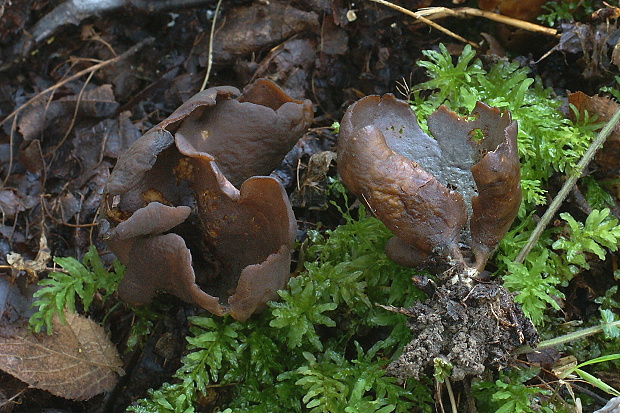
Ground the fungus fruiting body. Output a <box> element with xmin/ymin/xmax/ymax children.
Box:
<box><xmin>337</xmin><ymin>94</ymin><xmax>538</xmax><ymax>382</ymax></box>
<box><xmin>338</xmin><ymin>94</ymin><xmax>521</xmax><ymax>273</ymax></box>
<box><xmin>100</xmin><ymin>79</ymin><xmax>312</xmax><ymax>321</ymax></box>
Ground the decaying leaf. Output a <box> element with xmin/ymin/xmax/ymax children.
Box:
<box><xmin>290</xmin><ymin>151</ymin><xmax>337</xmax><ymax>210</ymax></box>
<box><xmin>101</xmin><ymin>79</ymin><xmax>312</xmax><ymax>321</ymax></box>
<box><xmin>0</xmin><ymin>310</ymin><xmax>124</xmax><ymax>401</ymax></box>
<box><xmin>72</xmin><ymin>110</ymin><xmax>142</xmax><ymax>177</ymax></box>
<box><xmin>337</xmin><ymin>94</ymin><xmax>520</xmax><ymax>271</ymax></box>
<box><xmin>568</xmin><ymin>91</ymin><xmax>620</xmax><ymax>176</ymax></box>
<box><xmin>549</xmin><ymin>23</ymin><xmax>620</xmax><ymax>78</ymax></box>
<box><xmin>0</xmin><ymin>188</ymin><xmax>25</xmax><ymax>220</ymax></box>
<box><xmin>5</xmin><ymin>232</ymin><xmax>51</xmax><ymax>279</ymax></box>
<box><xmin>191</xmin><ymin>0</ymin><xmax>319</xmax><ymax>65</ymax></box>
<box><xmin>0</xmin><ymin>276</ymin><xmax>35</xmax><ymax>324</ymax></box>
<box><xmin>248</xmin><ymin>37</ymin><xmax>317</xmax><ymax>101</ymax></box>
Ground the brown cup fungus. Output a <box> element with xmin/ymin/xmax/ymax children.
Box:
<box><xmin>100</xmin><ymin>79</ymin><xmax>313</xmax><ymax>321</ymax></box>
<box><xmin>338</xmin><ymin>95</ymin><xmax>538</xmax><ymax>383</ymax></box>
<box><xmin>337</xmin><ymin>94</ymin><xmax>521</xmax><ymax>274</ymax></box>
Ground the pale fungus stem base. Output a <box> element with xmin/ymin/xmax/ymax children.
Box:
<box><xmin>447</xmin><ymin>266</ymin><xmax>479</xmax><ymax>289</ymax></box>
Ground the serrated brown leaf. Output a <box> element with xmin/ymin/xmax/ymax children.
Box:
<box><xmin>59</xmin><ymin>84</ymin><xmax>119</xmax><ymax>118</ymax></box>
<box><xmin>0</xmin><ymin>311</ymin><xmax>124</xmax><ymax>401</ymax></box>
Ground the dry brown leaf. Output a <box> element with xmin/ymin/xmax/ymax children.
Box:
<box><xmin>0</xmin><ymin>310</ymin><xmax>124</xmax><ymax>401</ymax></box>
<box><xmin>5</xmin><ymin>232</ymin><xmax>51</xmax><ymax>279</ymax></box>
<box><xmin>206</xmin><ymin>1</ymin><xmax>319</xmax><ymax>64</ymax></box>
<box><xmin>0</xmin><ymin>188</ymin><xmax>24</xmax><ymax>220</ymax></box>
<box><xmin>59</xmin><ymin>84</ymin><xmax>119</xmax><ymax>118</ymax></box>
<box><xmin>478</xmin><ymin>0</ymin><xmax>548</xmax><ymax>21</ymax></box>
<box><xmin>550</xmin><ymin>23</ymin><xmax>620</xmax><ymax>78</ymax></box>
<box><xmin>568</xmin><ymin>91</ymin><xmax>620</xmax><ymax>176</ymax></box>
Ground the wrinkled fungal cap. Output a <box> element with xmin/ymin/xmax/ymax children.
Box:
<box><xmin>101</xmin><ymin>79</ymin><xmax>311</xmax><ymax>321</ymax></box>
<box><xmin>337</xmin><ymin>94</ymin><xmax>520</xmax><ymax>271</ymax></box>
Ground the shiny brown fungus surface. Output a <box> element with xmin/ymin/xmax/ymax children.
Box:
<box><xmin>338</xmin><ymin>95</ymin><xmax>536</xmax><ymax>385</ymax></box>
<box><xmin>337</xmin><ymin>95</ymin><xmax>520</xmax><ymax>272</ymax></box>
<box><xmin>100</xmin><ymin>79</ymin><xmax>312</xmax><ymax>321</ymax></box>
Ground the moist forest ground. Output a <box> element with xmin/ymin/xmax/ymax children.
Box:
<box><xmin>1</xmin><ymin>0</ymin><xmax>620</xmax><ymax>412</ymax></box>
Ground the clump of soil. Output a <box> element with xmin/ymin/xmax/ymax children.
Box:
<box><xmin>386</xmin><ymin>269</ymin><xmax>539</xmax><ymax>382</ymax></box>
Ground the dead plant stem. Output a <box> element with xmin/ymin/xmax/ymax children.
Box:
<box><xmin>445</xmin><ymin>377</ymin><xmax>458</xmax><ymax>413</ymax></box>
<box><xmin>367</xmin><ymin>0</ymin><xmax>479</xmax><ymax>48</ymax></box>
<box><xmin>515</xmin><ymin>319</ymin><xmax>620</xmax><ymax>355</ymax></box>
<box><xmin>514</xmin><ymin>105</ymin><xmax>620</xmax><ymax>264</ymax></box>
<box><xmin>417</xmin><ymin>7</ymin><xmax>559</xmax><ymax>38</ymax></box>
<box><xmin>200</xmin><ymin>0</ymin><xmax>223</xmax><ymax>91</ymax></box>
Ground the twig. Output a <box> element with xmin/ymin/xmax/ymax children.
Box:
<box><xmin>0</xmin><ymin>388</ymin><xmax>27</xmax><ymax>409</ymax></box>
<box><xmin>200</xmin><ymin>0</ymin><xmax>223</xmax><ymax>91</ymax></box>
<box><xmin>367</xmin><ymin>0</ymin><xmax>479</xmax><ymax>48</ymax></box>
<box><xmin>47</xmin><ymin>69</ymin><xmax>96</xmax><ymax>158</ymax></box>
<box><xmin>514</xmin><ymin>105</ymin><xmax>620</xmax><ymax>264</ymax></box>
<box><xmin>0</xmin><ymin>264</ymin><xmax>71</xmax><ymax>273</ymax></box>
<box><xmin>417</xmin><ymin>7</ymin><xmax>559</xmax><ymax>38</ymax></box>
<box><xmin>41</xmin><ymin>195</ymin><xmax>98</xmax><ymax>228</ymax></box>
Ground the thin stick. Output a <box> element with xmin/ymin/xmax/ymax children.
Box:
<box><xmin>0</xmin><ymin>264</ymin><xmax>71</xmax><ymax>273</ymax></box>
<box><xmin>417</xmin><ymin>7</ymin><xmax>559</xmax><ymax>38</ymax></box>
<box><xmin>514</xmin><ymin>105</ymin><xmax>620</xmax><ymax>264</ymax></box>
<box><xmin>200</xmin><ymin>0</ymin><xmax>223</xmax><ymax>91</ymax></box>
<box><xmin>47</xmin><ymin>69</ymin><xmax>96</xmax><ymax>157</ymax></box>
<box><xmin>367</xmin><ymin>0</ymin><xmax>479</xmax><ymax>48</ymax></box>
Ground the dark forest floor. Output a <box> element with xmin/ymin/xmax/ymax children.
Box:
<box><xmin>1</xmin><ymin>0</ymin><xmax>620</xmax><ymax>412</ymax></box>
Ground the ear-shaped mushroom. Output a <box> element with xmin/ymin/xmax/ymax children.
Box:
<box><xmin>106</xmin><ymin>202</ymin><xmax>223</xmax><ymax>315</ymax></box>
<box><xmin>100</xmin><ymin>79</ymin><xmax>312</xmax><ymax>320</ymax></box>
<box><xmin>428</xmin><ymin>104</ymin><xmax>520</xmax><ymax>269</ymax></box>
<box><xmin>337</xmin><ymin>95</ymin><xmax>520</xmax><ymax>271</ymax></box>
